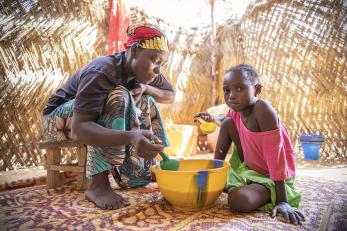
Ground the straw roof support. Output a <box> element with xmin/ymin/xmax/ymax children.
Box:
<box><xmin>210</xmin><ymin>0</ymin><xmax>217</xmax><ymax>107</ymax></box>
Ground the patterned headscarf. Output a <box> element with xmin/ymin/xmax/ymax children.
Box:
<box><xmin>124</xmin><ymin>23</ymin><xmax>169</xmax><ymax>51</ymax></box>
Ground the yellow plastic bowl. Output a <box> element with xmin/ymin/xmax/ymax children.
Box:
<box><xmin>152</xmin><ymin>159</ymin><xmax>230</xmax><ymax>210</ymax></box>
<box><xmin>195</xmin><ymin>117</ymin><xmax>217</xmax><ymax>134</ymax></box>
<box><xmin>200</xmin><ymin>122</ymin><xmax>217</xmax><ymax>134</ymax></box>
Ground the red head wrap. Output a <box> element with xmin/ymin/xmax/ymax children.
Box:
<box><xmin>124</xmin><ymin>24</ymin><xmax>168</xmax><ymax>51</ymax></box>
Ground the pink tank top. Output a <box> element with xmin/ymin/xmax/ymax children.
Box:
<box><xmin>227</xmin><ymin>110</ymin><xmax>296</xmax><ymax>181</ymax></box>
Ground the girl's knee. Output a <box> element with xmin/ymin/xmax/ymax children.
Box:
<box><xmin>228</xmin><ymin>187</ymin><xmax>257</xmax><ymax>212</ymax></box>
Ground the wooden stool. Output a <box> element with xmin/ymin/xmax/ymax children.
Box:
<box><xmin>197</xmin><ymin>135</ymin><xmax>210</xmax><ymax>154</ymax></box>
<box><xmin>38</xmin><ymin>140</ymin><xmax>87</xmax><ymax>190</ymax></box>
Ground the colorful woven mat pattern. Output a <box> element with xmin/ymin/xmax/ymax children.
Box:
<box><xmin>0</xmin><ymin>176</ymin><xmax>346</xmax><ymax>230</ymax></box>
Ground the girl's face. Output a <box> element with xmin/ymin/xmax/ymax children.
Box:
<box><xmin>130</xmin><ymin>48</ymin><xmax>168</xmax><ymax>84</ymax></box>
<box><xmin>223</xmin><ymin>71</ymin><xmax>259</xmax><ymax>112</ymax></box>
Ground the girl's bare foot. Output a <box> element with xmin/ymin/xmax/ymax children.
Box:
<box><xmin>85</xmin><ymin>171</ymin><xmax>130</xmax><ymax>210</ymax></box>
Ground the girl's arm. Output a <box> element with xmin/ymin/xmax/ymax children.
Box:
<box><xmin>256</xmin><ymin>100</ymin><xmax>305</xmax><ymax>225</ymax></box>
<box><xmin>274</xmin><ymin>181</ymin><xmax>288</xmax><ymax>203</ymax></box>
<box><xmin>272</xmin><ymin>180</ymin><xmax>305</xmax><ymax>225</ymax></box>
<box><xmin>256</xmin><ymin>101</ymin><xmax>290</xmax><ymax>203</ymax></box>
<box><xmin>255</xmin><ymin>100</ymin><xmax>279</xmax><ymax>132</ymax></box>
<box><xmin>214</xmin><ymin>118</ymin><xmax>243</xmax><ymax>161</ymax></box>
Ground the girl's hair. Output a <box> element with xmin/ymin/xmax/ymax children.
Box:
<box><xmin>226</xmin><ymin>64</ymin><xmax>259</xmax><ymax>84</ymax></box>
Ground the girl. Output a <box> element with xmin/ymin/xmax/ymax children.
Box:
<box><xmin>195</xmin><ymin>64</ymin><xmax>305</xmax><ymax>225</ymax></box>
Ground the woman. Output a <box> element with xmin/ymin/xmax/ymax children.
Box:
<box><xmin>42</xmin><ymin>24</ymin><xmax>175</xmax><ymax>210</ymax></box>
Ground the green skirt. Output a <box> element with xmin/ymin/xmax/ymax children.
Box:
<box><xmin>227</xmin><ymin>148</ymin><xmax>301</xmax><ymax>212</ymax></box>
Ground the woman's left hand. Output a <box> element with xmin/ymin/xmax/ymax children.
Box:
<box><xmin>131</xmin><ymin>83</ymin><xmax>147</xmax><ymax>102</ymax></box>
<box><xmin>271</xmin><ymin>202</ymin><xmax>305</xmax><ymax>225</ymax></box>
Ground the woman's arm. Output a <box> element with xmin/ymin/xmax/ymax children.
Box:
<box><xmin>71</xmin><ymin>112</ymin><xmax>164</xmax><ymax>160</ymax></box>
<box><xmin>71</xmin><ymin>112</ymin><xmax>132</xmax><ymax>146</ymax></box>
<box><xmin>144</xmin><ymin>84</ymin><xmax>175</xmax><ymax>103</ymax></box>
<box><xmin>131</xmin><ymin>83</ymin><xmax>175</xmax><ymax>103</ymax></box>
<box><xmin>139</xmin><ymin>74</ymin><xmax>176</xmax><ymax>103</ymax></box>
<box><xmin>147</xmin><ymin>74</ymin><xmax>175</xmax><ymax>103</ymax></box>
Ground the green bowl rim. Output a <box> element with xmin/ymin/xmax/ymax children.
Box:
<box><xmin>152</xmin><ymin>158</ymin><xmax>230</xmax><ymax>174</ymax></box>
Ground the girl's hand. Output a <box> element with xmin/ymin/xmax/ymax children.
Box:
<box><xmin>194</xmin><ymin>112</ymin><xmax>217</xmax><ymax>123</ymax></box>
<box><xmin>271</xmin><ymin>202</ymin><xmax>305</xmax><ymax>225</ymax></box>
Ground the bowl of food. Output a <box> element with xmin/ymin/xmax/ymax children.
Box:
<box><xmin>152</xmin><ymin>159</ymin><xmax>230</xmax><ymax>210</ymax></box>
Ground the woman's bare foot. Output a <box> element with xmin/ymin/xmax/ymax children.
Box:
<box><xmin>85</xmin><ymin>171</ymin><xmax>130</xmax><ymax>210</ymax></box>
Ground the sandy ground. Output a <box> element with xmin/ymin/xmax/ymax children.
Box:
<box><xmin>296</xmin><ymin>159</ymin><xmax>347</xmax><ymax>182</ymax></box>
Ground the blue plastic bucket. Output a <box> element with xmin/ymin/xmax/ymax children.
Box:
<box><xmin>299</xmin><ymin>135</ymin><xmax>324</xmax><ymax>143</ymax></box>
<box><xmin>301</xmin><ymin>142</ymin><xmax>321</xmax><ymax>160</ymax></box>
<box><xmin>299</xmin><ymin>134</ymin><xmax>324</xmax><ymax>160</ymax></box>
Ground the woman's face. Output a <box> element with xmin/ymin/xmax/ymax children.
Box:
<box><xmin>130</xmin><ymin>48</ymin><xmax>168</xmax><ymax>84</ymax></box>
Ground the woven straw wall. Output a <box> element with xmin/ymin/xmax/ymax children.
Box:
<box><xmin>147</xmin><ymin>0</ymin><xmax>347</xmax><ymax>160</ymax></box>
<box><xmin>0</xmin><ymin>0</ymin><xmax>109</xmax><ymax>170</ymax></box>
<box><xmin>130</xmin><ymin>6</ymin><xmax>217</xmax><ymax>125</ymax></box>
<box><xmin>223</xmin><ymin>0</ymin><xmax>346</xmax><ymax>160</ymax></box>
<box><xmin>0</xmin><ymin>0</ymin><xmax>346</xmax><ymax>170</ymax></box>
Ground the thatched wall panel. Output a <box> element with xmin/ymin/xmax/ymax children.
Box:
<box><xmin>1</xmin><ymin>0</ymin><xmax>346</xmax><ymax>170</ymax></box>
<box><xmin>234</xmin><ymin>0</ymin><xmax>346</xmax><ymax>159</ymax></box>
<box><xmin>0</xmin><ymin>0</ymin><xmax>108</xmax><ymax>170</ymax></box>
<box><xmin>160</xmin><ymin>0</ymin><xmax>346</xmax><ymax>160</ymax></box>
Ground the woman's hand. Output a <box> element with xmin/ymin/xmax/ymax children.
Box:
<box><xmin>129</xmin><ymin>130</ymin><xmax>163</xmax><ymax>160</ymax></box>
<box><xmin>271</xmin><ymin>202</ymin><xmax>305</xmax><ymax>225</ymax></box>
<box><xmin>131</xmin><ymin>83</ymin><xmax>147</xmax><ymax>103</ymax></box>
